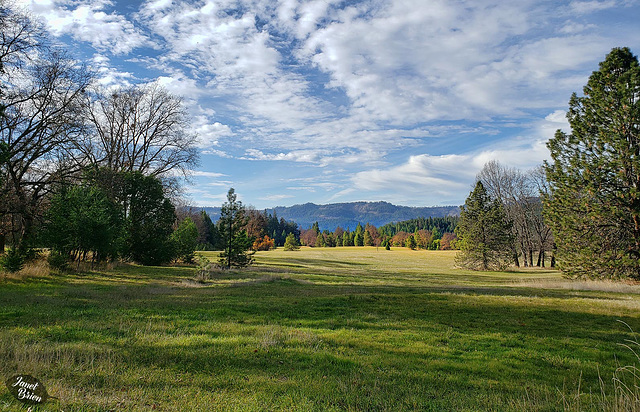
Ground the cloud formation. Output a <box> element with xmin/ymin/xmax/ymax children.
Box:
<box><xmin>20</xmin><ymin>0</ymin><xmax>640</xmax><ymax>207</ymax></box>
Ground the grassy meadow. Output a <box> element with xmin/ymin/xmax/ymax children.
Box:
<box><xmin>1</xmin><ymin>248</ymin><xmax>639</xmax><ymax>411</ymax></box>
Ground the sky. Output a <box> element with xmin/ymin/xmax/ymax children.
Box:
<box><xmin>16</xmin><ymin>0</ymin><xmax>640</xmax><ymax>209</ymax></box>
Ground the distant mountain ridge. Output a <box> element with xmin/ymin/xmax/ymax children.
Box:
<box><xmin>197</xmin><ymin>201</ymin><xmax>460</xmax><ymax>231</ymax></box>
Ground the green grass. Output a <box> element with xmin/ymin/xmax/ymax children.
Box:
<box><xmin>1</xmin><ymin>248</ymin><xmax>639</xmax><ymax>411</ymax></box>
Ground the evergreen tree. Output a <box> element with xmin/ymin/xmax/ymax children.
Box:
<box><xmin>342</xmin><ymin>230</ymin><xmax>352</xmax><ymax>246</ymax></box>
<box><xmin>121</xmin><ymin>172</ymin><xmax>176</xmax><ymax>266</ymax></box>
<box><xmin>545</xmin><ymin>47</ymin><xmax>640</xmax><ymax>280</ymax></box>
<box><xmin>455</xmin><ymin>181</ymin><xmax>513</xmax><ymax>270</ymax></box>
<box><xmin>354</xmin><ymin>223</ymin><xmax>364</xmax><ymax>246</ymax></box>
<box><xmin>363</xmin><ymin>230</ymin><xmax>372</xmax><ymax>247</ymax></box>
<box><xmin>283</xmin><ymin>233</ymin><xmax>300</xmax><ymax>251</ymax></box>
<box><xmin>218</xmin><ymin>188</ymin><xmax>254</xmax><ymax>268</ymax></box>
<box><xmin>43</xmin><ymin>184</ymin><xmax>121</xmax><ymax>264</ymax></box>
<box><xmin>405</xmin><ymin>234</ymin><xmax>417</xmax><ymax>250</ymax></box>
<box><xmin>171</xmin><ymin>217</ymin><xmax>199</xmax><ymax>263</ymax></box>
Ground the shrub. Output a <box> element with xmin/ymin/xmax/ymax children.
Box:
<box><xmin>48</xmin><ymin>250</ymin><xmax>70</xmax><ymax>271</ymax></box>
<box><xmin>0</xmin><ymin>248</ymin><xmax>25</xmax><ymax>273</ymax></box>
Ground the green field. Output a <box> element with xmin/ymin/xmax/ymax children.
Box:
<box><xmin>1</xmin><ymin>248</ymin><xmax>639</xmax><ymax>411</ymax></box>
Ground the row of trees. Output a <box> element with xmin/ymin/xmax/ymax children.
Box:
<box><xmin>298</xmin><ymin>221</ymin><xmax>458</xmax><ymax>250</ymax></box>
<box><xmin>457</xmin><ymin>47</ymin><xmax>639</xmax><ymax>280</ymax></box>
<box><xmin>1</xmin><ymin>2</ymin><xmax>199</xmax><ymax>268</ymax></box>
<box><xmin>176</xmin><ymin>206</ymin><xmax>300</xmax><ymax>252</ymax></box>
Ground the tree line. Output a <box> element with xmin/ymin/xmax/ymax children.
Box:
<box><xmin>297</xmin><ymin>220</ymin><xmax>459</xmax><ymax>251</ymax></box>
<box><xmin>177</xmin><ymin>205</ymin><xmax>300</xmax><ymax>253</ymax></box>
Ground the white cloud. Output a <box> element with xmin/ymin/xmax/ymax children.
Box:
<box><xmin>202</xmin><ymin>149</ymin><xmax>233</xmax><ymax>158</ymax></box>
<box><xmin>89</xmin><ymin>54</ymin><xmax>135</xmax><ymax>88</ymax></box>
<box><xmin>260</xmin><ymin>194</ymin><xmax>295</xmax><ymax>202</ymax></box>
<box><xmin>193</xmin><ymin>171</ymin><xmax>226</xmax><ymax>178</ymax></box>
<box><xmin>570</xmin><ymin>0</ymin><xmax>619</xmax><ymax>14</ymax></box>
<box><xmin>348</xmin><ymin>134</ymin><xmax>551</xmax><ymax>205</ymax></box>
<box><xmin>17</xmin><ymin>0</ymin><xmax>640</xmax><ymax>207</ymax></box>
<box><xmin>193</xmin><ymin>118</ymin><xmax>233</xmax><ymax>148</ymax></box>
<box><xmin>19</xmin><ymin>0</ymin><xmax>150</xmax><ymax>54</ymax></box>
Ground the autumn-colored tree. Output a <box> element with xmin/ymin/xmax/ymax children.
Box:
<box><xmin>391</xmin><ymin>231</ymin><xmax>410</xmax><ymax>247</ymax></box>
<box><xmin>440</xmin><ymin>233</ymin><xmax>458</xmax><ymax>250</ymax></box>
<box><xmin>252</xmin><ymin>235</ymin><xmax>274</xmax><ymax>251</ymax></box>
<box><xmin>300</xmin><ymin>228</ymin><xmax>317</xmax><ymax>247</ymax></box>
<box><xmin>245</xmin><ymin>208</ymin><xmax>268</xmax><ymax>240</ymax></box>
<box><xmin>414</xmin><ymin>229</ymin><xmax>432</xmax><ymax>249</ymax></box>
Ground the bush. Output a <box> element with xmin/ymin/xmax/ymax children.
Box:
<box><xmin>48</xmin><ymin>250</ymin><xmax>70</xmax><ymax>271</ymax></box>
<box><xmin>0</xmin><ymin>248</ymin><xmax>25</xmax><ymax>273</ymax></box>
<box><xmin>253</xmin><ymin>235</ymin><xmax>275</xmax><ymax>251</ymax></box>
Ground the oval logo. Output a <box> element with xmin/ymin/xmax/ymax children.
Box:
<box><xmin>5</xmin><ymin>375</ymin><xmax>49</xmax><ymax>405</ymax></box>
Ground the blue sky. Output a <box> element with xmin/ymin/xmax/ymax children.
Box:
<box><xmin>18</xmin><ymin>0</ymin><xmax>640</xmax><ymax>209</ymax></box>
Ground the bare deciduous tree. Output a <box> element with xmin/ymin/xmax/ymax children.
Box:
<box><xmin>84</xmin><ymin>83</ymin><xmax>199</xmax><ymax>180</ymax></box>
<box><xmin>477</xmin><ymin>160</ymin><xmax>553</xmax><ymax>268</ymax></box>
<box><xmin>1</xmin><ymin>2</ymin><xmax>91</xmax><ymax>250</ymax></box>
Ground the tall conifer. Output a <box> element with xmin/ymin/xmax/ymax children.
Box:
<box><xmin>456</xmin><ymin>181</ymin><xmax>513</xmax><ymax>270</ymax></box>
<box><xmin>544</xmin><ymin>47</ymin><xmax>640</xmax><ymax>279</ymax></box>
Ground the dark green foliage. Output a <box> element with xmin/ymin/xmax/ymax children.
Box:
<box><xmin>171</xmin><ymin>217</ymin><xmax>199</xmax><ymax>263</ymax></box>
<box><xmin>545</xmin><ymin>47</ymin><xmax>640</xmax><ymax>280</ymax></box>
<box><xmin>47</xmin><ymin>250</ymin><xmax>70</xmax><ymax>271</ymax></box>
<box><xmin>379</xmin><ymin>216</ymin><xmax>458</xmax><ymax>238</ymax></box>
<box><xmin>0</xmin><ymin>247</ymin><xmax>24</xmax><ymax>272</ymax></box>
<box><xmin>0</xmin><ymin>141</ymin><xmax>8</xmax><ymax>167</ymax></box>
<box><xmin>43</xmin><ymin>185</ymin><xmax>121</xmax><ymax>263</ymax></box>
<box><xmin>218</xmin><ymin>188</ymin><xmax>254</xmax><ymax>268</ymax></box>
<box><xmin>341</xmin><ymin>230</ymin><xmax>352</xmax><ymax>246</ymax></box>
<box><xmin>121</xmin><ymin>172</ymin><xmax>176</xmax><ymax>266</ymax></box>
<box><xmin>0</xmin><ymin>141</ymin><xmax>7</xmax><ymax>253</ymax></box>
<box><xmin>456</xmin><ymin>181</ymin><xmax>514</xmax><ymax>270</ymax></box>
<box><xmin>263</xmin><ymin>210</ymin><xmax>299</xmax><ymax>247</ymax></box>
<box><xmin>194</xmin><ymin>210</ymin><xmax>220</xmax><ymax>250</ymax></box>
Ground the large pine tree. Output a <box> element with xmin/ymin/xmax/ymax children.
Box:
<box><xmin>455</xmin><ymin>181</ymin><xmax>513</xmax><ymax>270</ymax></box>
<box><xmin>544</xmin><ymin>47</ymin><xmax>640</xmax><ymax>280</ymax></box>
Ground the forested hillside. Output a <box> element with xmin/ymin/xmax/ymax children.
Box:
<box><xmin>200</xmin><ymin>201</ymin><xmax>460</xmax><ymax>231</ymax></box>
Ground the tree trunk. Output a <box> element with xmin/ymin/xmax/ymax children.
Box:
<box><xmin>529</xmin><ymin>250</ymin><xmax>533</xmax><ymax>267</ymax></box>
<box><xmin>0</xmin><ymin>233</ymin><xmax>4</xmax><ymax>254</ymax></box>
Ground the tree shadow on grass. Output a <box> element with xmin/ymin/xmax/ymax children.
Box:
<box><xmin>1</xmin><ymin>275</ymin><xmax>638</xmax><ymax>410</ymax></box>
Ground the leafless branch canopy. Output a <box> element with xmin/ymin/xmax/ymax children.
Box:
<box><xmin>84</xmin><ymin>82</ymin><xmax>199</xmax><ymax>179</ymax></box>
